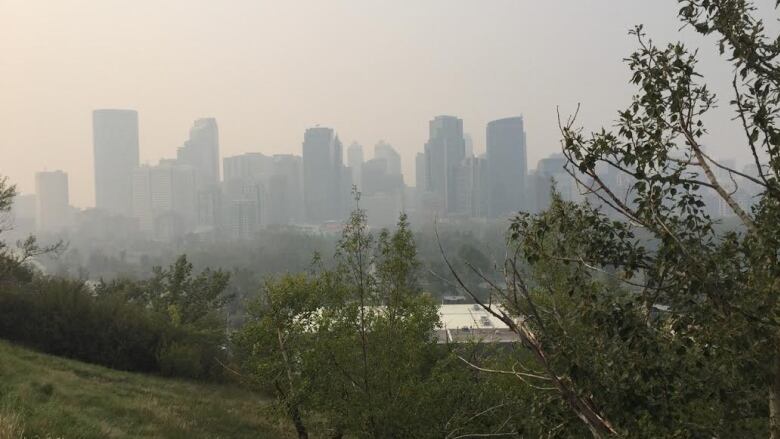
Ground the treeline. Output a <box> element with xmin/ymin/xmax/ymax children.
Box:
<box><xmin>231</xmin><ymin>209</ymin><xmax>537</xmax><ymax>438</ymax></box>
<box><xmin>0</xmin><ymin>249</ymin><xmax>230</xmax><ymax>380</ymax></box>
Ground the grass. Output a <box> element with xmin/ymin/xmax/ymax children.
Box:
<box><xmin>0</xmin><ymin>339</ymin><xmax>291</xmax><ymax>439</ymax></box>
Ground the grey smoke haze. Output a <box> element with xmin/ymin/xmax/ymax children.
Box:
<box><xmin>0</xmin><ymin>0</ymin><xmax>762</xmax><ymax>207</ymax></box>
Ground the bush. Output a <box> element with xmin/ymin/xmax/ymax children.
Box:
<box><xmin>0</xmin><ymin>276</ymin><xmax>225</xmax><ymax>381</ymax></box>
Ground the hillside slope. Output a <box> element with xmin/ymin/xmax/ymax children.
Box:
<box><xmin>0</xmin><ymin>340</ymin><xmax>288</xmax><ymax>438</ymax></box>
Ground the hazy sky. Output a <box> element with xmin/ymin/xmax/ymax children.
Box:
<box><xmin>0</xmin><ymin>0</ymin><xmax>760</xmax><ymax>207</ymax></box>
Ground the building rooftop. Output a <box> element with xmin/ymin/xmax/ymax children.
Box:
<box><xmin>437</xmin><ymin>304</ymin><xmax>519</xmax><ymax>343</ymax></box>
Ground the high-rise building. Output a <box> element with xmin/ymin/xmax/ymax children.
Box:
<box><xmin>223</xmin><ymin>152</ymin><xmax>273</xmax><ymax>182</ymax></box>
<box><xmin>424</xmin><ymin>115</ymin><xmax>466</xmax><ymax>213</ymax></box>
<box><xmin>35</xmin><ymin>170</ymin><xmax>70</xmax><ymax>233</ymax></box>
<box><xmin>132</xmin><ymin>160</ymin><xmax>198</xmax><ymax>239</ymax></box>
<box><xmin>178</xmin><ymin>118</ymin><xmax>220</xmax><ymax>185</ymax></box>
<box><xmin>374</xmin><ymin>140</ymin><xmax>402</xmax><ymax>177</ymax></box>
<box><xmin>302</xmin><ymin>127</ymin><xmax>345</xmax><ymax>223</ymax></box>
<box><xmin>347</xmin><ymin>142</ymin><xmax>364</xmax><ymax>189</ymax></box>
<box><xmin>362</xmin><ymin>158</ymin><xmax>404</xmax><ymax>196</ymax></box>
<box><xmin>486</xmin><ymin>116</ymin><xmax>527</xmax><ymax>218</ymax></box>
<box><xmin>268</xmin><ymin>154</ymin><xmax>303</xmax><ymax>224</ymax></box>
<box><xmin>222</xmin><ymin>177</ymin><xmax>263</xmax><ymax>239</ymax></box>
<box><xmin>415</xmin><ymin>152</ymin><xmax>426</xmax><ymax>190</ymax></box>
<box><xmin>93</xmin><ymin>109</ymin><xmax>139</xmax><ymax>216</ymax></box>
<box><xmin>531</xmin><ymin>153</ymin><xmax>575</xmax><ymax>212</ymax></box>
<box><xmin>452</xmin><ymin>156</ymin><xmax>489</xmax><ymax>218</ymax></box>
<box><xmin>464</xmin><ymin>133</ymin><xmax>475</xmax><ymax>158</ymax></box>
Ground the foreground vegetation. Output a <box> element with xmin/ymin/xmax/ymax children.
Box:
<box><xmin>0</xmin><ymin>339</ymin><xmax>286</xmax><ymax>439</ymax></box>
<box><xmin>4</xmin><ymin>1</ymin><xmax>780</xmax><ymax>437</ymax></box>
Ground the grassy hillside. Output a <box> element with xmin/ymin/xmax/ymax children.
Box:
<box><xmin>0</xmin><ymin>340</ymin><xmax>289</xmax><ymax>439</ymax></box>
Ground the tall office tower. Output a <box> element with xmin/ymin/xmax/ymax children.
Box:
<box><xmin>415</xmin><ymin>152</ymin><xmax>426</xmax><ymax>190</ymax></box>
<box><xmin>177</xmin><ymin>118</ymin><xmax>220</xmax><ymax>185</ymax></box>
<box><xmin>35</xmin><ymin>170</ymin><xmax>70</xmax><ymax>233</ymax></box>
<box><xmin>132</xmin><ymin>160</ymin><xmax>198</xmax><ymax>240</ymax></box>
<box><xmin>531</xmin><ymin>153</ymin><xmax>574</xmax><ymax>212</ymax></box>
<box><xmin>222</xmin><ymin>178</ymin><xmax>263</xmax><ymax>239</ymax></box>
<box><xmin>362</xmin><ymin>158</ymin><xmax>404</xmax><ymax>196</ymax></box>
<box><xmin>223</xmin><ymin>152</ymin><xmax>273</xmax><ymax>182</ymax></box>
<box><xmin>452</xmin><ymin>157</ymin><xmax>489</xmax><ymax>218</ymax></box>
<box><xmin>464</xmin><ymin>133</ymin><xmax>475</xmax><ymax>158</ymax></box>
<box><xmin>302</xmin><ymin>127</ymin><xmax>345</xmax><ymax>223</ymax></box>
<box><xmin>374</xmin><ymin>140</ymin><xmax>402</xmax><ymax>176</ymax></box>
<box><xmin>424</xmin><ymin>115</ymin><xmax>466</xmax><ymax>213</ymax></box>
<box><xmin>347</xmin><ymin>142</ymin><xmax>364</xmax><ymax>189</ymax></box>
<box><xmin>268</xmin><ymin>154</ymin><xmax>303</xmax><ymax>224</ymax></box>
<box><xmin>486</xmin><ymin>116</ymin><xmax>527</xmax><ymax>218</ymax></box>
<box><xmin>93</xmin><ymin>109</ymin><xmax>139</xmax><ymax>216</ymax></box>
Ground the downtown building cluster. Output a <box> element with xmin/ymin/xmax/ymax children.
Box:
<box><xmin>10</xmin><ymin>110</ymin><xmax>762</xmax><ymax>243</ymax></box>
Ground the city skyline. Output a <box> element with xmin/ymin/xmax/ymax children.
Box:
<box><xmin>1</xmin><ymin>0</ymin><xmax>762</xmax><ymax>207</ymax></box>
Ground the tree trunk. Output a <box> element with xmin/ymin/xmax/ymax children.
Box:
<box><xmin>289</xmin><ymin>404</ymin><xmax>309</xmax><ymax>439</ymax></box>
<box><xmin>276</xmin><ymin>328</ymin><xmax>309</xmax><ymax>439</ymax></box>
<box><xmin>771</xmin><ymin>335</ymin><xmax>780</xmax><ymax>439</ymax></box>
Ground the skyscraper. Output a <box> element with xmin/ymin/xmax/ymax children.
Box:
<box><xmin>464</xmin><ymin>133</ymin><xmax>475</xmax><ymax>158</ymax></box>
<box><xmin>302</xmin><ymin>127</ymin><xmax>345</xmax><ymax>223</ymax></box>
<box><xmin>452</xmin><ymin>156</ymin><xmax>488</xmax><ymax>218</ymax></box>
<box><xmin>223</xmin><ymin>152</ymin><xmax>273</xmax><ymax>182</ymax></box>
<box><xmin>347</xmin><ymin>142</ymin><xmax>364</xmax><ymax>189</ymax></box>
<box><xmin>35</xmin><ymin>170</ymin><xmax>70</xmax><ymax>233</ymax></box>
<box><xmin>415</xmin><ymin>152</ymin><xmax>426</xmax><ymax>190</ymax></box>
<box><xmin>178</xmin><ymin>118</ymin><xmax>220</xmax><ymax>185</ymax></box>
<box><xmin>424</xmin><ymin>115</ymin><xmax>466</xmax><ymax>213</ymax></box>
<box><xmin>374</xmin><ymin>140</ymin><xmax>402</xmax><ymax>176</ymax></box>
<box><xmin>531</xmin><ymin>153</ymin><xmax>572</xmax><ymax>212</ymax></box>
<box><xmin>486</xmin><ymin>116</ymin><xmax>527</xmax><ymax>218</ymax></box>
<box><xmin>270</xmin><ymin>154</ymin><xmax>304</xmax><ymax>224</ymax></box>
<box><xmin>93</xmin><ymin>109</ymin><xmax>139</xmax><ymax>216</ymax></box>
<box><xmin>132</xmin><ymin>160</ymin><xmax>198</xmax><ymax>239</ymax></box>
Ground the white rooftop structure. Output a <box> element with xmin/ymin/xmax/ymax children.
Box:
<box><xmin>437</xmin><ymin>304</ymin><xmax>519</xmax><ymax>343</ymax></box>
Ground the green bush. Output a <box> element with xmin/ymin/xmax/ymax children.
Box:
<box><xmin>0</xmin><ymin>268</ymin><xmax>228</xmax><ymax>381</ymax></box>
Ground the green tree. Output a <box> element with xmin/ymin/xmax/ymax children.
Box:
<box><xmin>238</xmin><ymin>197</ymin><xmax>476</xmax><ymax>438</ymax></box>
<box><xmin>0</xmin><ymin>176</ymin><xmax>63</xmax><ymax>283</ymax></box>
<box><xmin>444</xmin><ymin>2</ymin><xmax>780</xmax><ymax>437</ymax></box>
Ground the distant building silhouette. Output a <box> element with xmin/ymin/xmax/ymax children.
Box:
<box><xmin>374</xmin><ymin>140</ymin><xmax>402</xmax><ymax>177</ymax></box>
<box><xmin>347</xmin><ymin>142</ymin><xmax>364</xmax><ymax>190</ymax></box>
<box><xmin>464</xmin><ymin>133</ymin><xmax>475</xmax><ymax>158</ymax></box>
<box><xmin>177</xmin><ymin>118</ymin><xmax>220</xmax><ymax>186</ymax></box>
<box><xmin>132</xmin><ymin>160</ymin><xmax>198</xmax><ymax>240</ymax></box>
<box><xmin>531</xmin><ymin>153</ymin><xmax>574</xmax><ymax>212</ymax></box>
<box><xmin>452</xmin><ymin>156</ymin><xmax>488</xmax><ymax>218</ymax></box>
<box><xmin>35</xmin><ymin>170</ymin><xmax>70</xmax><ymax>233</ymax></box>
<box><xmin>302</xmin><ymin>127</ymin><xmax>346</xmax><ymax>223</ymax></box>
<box><xmin>424</xmin><ymin>116</ymin><xmax>466</xmax><ymax>214</ymax></box>
<box><xmin>223</xmin><ymin>152</ymin><xmax>273</xmax><ymax>183</ymax></box>
<box><xmin>268</xmin><ymin>154</ymin><xmax>304</xmax><ymax>225</ymax></box>
<box><xmin>93</xmin><ymin>109</ymin><xmax>139</xmax><ymax>216</ymax></box>
<box><xmin>486</xmin><ymin>116</ymin><xmax>527</xmax><ymax>218</ymax></box>
<box><xmin>415</xmin><ymin>152</ymin><xmax>426</xmax><ymax>191</ymax></box>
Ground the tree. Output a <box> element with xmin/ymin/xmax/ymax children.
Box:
<box><xmin>237</xmin><ymin>197</ymin><xmax>462</xmax><ymax>438</ymax></box>
<box><xmin>0</xmin><ymin>176</ymin><xmax>63</xmax><ymax>284</ymax></box>
<box><xmin>445</xmin><ymin>2</ymin><xmax>780</xmax><ymax>436</ymax></box>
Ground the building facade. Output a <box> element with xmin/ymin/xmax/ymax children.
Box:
<box><xmin>35</xmin><ymin>170</ymin><xmax>70</xmax><ymax>233</ymax></box>
<box><xmin>424</xmin><ymin>115</ymin><xmax>466</xmax><ymax>214</ymax></box>
<box><xmin>302</xmin><ymin>127</ymin><xmax>345</xmax><ymax>223</ymax></box>
<box><xmin>486</xmin><ymin>116</ymin><xmax>527</xmax><ymax>218</ymax></box>
<box><xmin>93</xmin><ymin>109</ymin><xmax>139</xmax><ymax>216</ymax></box>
